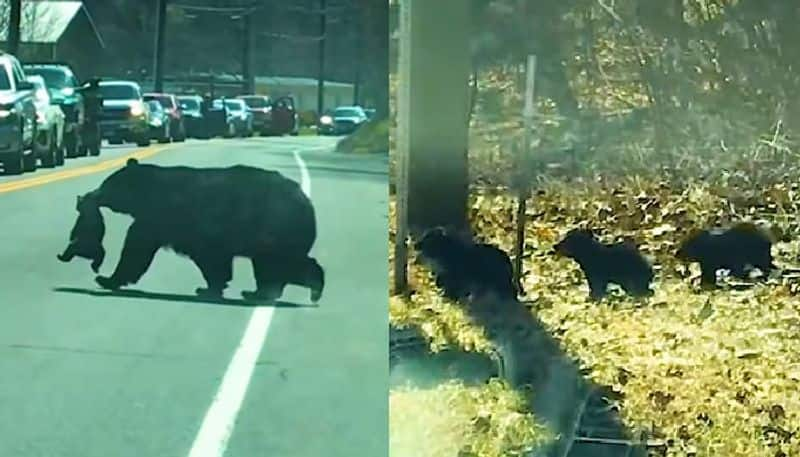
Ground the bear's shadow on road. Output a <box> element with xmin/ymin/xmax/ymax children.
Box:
<box><xmin>52</xmin><ymin>287</ymin><xmax>318</xmax><ymax>309</ymax></box>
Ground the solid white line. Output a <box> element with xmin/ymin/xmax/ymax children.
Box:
<box><xmin>293</xmin><ymin>150</ymin><xmax>312</xmax><ymax>196</ymax></box>
<box><xmin>187</xmin><ymin>152</ymin><xmax>313</xmax><ymax>457</ymax></box>
<box><xmin>187</xmin><ymin>307</ymin><xmax>275</xmax><ymax>457</ymax></box>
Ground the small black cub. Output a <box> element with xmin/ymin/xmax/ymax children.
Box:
<box><xmin>57</xmin><ymin>194</ymin><xmax>106</xmax><ymax>273</ymax></box>
<box><xmin>675</xmin><ymin>222</ymin><xmax>776</xmax><ymax>287</ymax></box>
<box><xmin>414</xmin><ymin>227</ymin><xmax>521</xmax><ymax>302</ymax></box>
<box><xmin>554</xmin><ymin>228</ymin><xmax>654</xmax><ymax>300</ymax></box>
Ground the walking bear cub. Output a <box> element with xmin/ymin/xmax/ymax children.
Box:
<box><xmin>675</xmin><ymin>222</ymin><xmax>776</xmax><ymax>287</ymax></box>
<box><xmin>57</xmin><ymin>194</ymin><xmax>106</xmax><ymax>273</ymax></box>
<box><xmin>554</xmin><ymin>228</ymin><xmax>654</xmax><ymax>300</ymax></box>
<box><xmin>414</xmin><ymin>227</ymin><xmax>521</xmax><ymax>302</ymax></box>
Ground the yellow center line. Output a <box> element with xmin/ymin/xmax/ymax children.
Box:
<box><xmin>0</xmin><ymin>145</ymin><xmax>170</xmax><ymax>194</ymax></box>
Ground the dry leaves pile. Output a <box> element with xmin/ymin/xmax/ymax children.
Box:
<box><xmin>389</xmin><ymin>379</ymin><xmax>550</xmax><ymax>457</ymax></box>
<box><xmin>390</xmin><ymin>172</ymin><xmax>800</xmax><ymax>456</ymax></box>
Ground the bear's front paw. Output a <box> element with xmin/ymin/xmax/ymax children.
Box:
<box><xmin>95</xmin><ymin>275</ymin><xmax>121</xmax><ymax>290</ymax></box>
<box><xmin>56</xmin><ymin>253</ymin><xmax>70</xmax><ymax>263</ymax></box>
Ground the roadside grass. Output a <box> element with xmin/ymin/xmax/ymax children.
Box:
<box><xmin>335</xmin><ymin>118</ymin><xmax>389</xmax><ymax>154</ymax></box>
<box><xmin>390</xmin><ymin>379</ymin><xmax>549</xmax><ymax>457</ymax></box>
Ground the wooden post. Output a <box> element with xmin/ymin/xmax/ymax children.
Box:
<box><xmin>8</xmin><ymin>0</ymin><xmax>21</xmax><ymax>55</ymax></box>
<box><xmin>513</xmin><ymin>55</ymin><xmax>536</xmax><ymax>290</ymax></box>
<box><xmin>394</xmin><ymin>0</ymin><xmax>471</xmax><ymax>294</ymax></box>
<box><xmin>153</xmin><ymin>0</ymin><xmax>167</xmax><ymax>92</ymax></box>
<box><xmin>316</xmin><ymin>0</ymin><xmax>327</xmax><ymax>117</ymax></box>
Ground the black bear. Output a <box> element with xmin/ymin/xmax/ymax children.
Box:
<box><xmin>414</xmin><ymin>226</ymin><xmax>521</xmax><ymax>302</ymax></box>
<box><xmin>79</xmin><ymin>158</ymin><xmax>324</xmax><ymax>303</ymax></box>
<box><xmin>554</xmin><ymin>228</ymin><xmax>654</xmax><ymax>300</ymax></box>
<box><xmin>57</xmin><ymin>194</ymin><xmax>106</xmax><ymax>273</ymax></box>
<box><xmin>675</xmin><ymin>222</ymin><xmax>776</xmax><ymax>287</ymax></box>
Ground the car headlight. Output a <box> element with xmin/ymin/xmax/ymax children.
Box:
<box><xmin>130</xmin><ymin>102</ymin><xmax>145</xmax><ymax>117</ymax></box>
<box><xmin>152</xmin><ymin>118</ymin><xmax>162</xmax><ymax>126</ymax></box>
<box><xmin>320</xmin><ymin>115</ymin><xmax>332</xmax><ymax>125</ymax></box>
<box><xmin>62</xmin><ymin>87</ymin><xmax>75</xmax><ymax>96</ymax></box>
<box><xmin>0</xmin><ymin>109</ymin><xmax>16</xmax><ymax>118</ymax></box>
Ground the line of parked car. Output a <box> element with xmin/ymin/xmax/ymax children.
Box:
<box><xmin>0</xmin><ymin>51</ymin><xmax>303</xmax><ymax>175</ymax></box>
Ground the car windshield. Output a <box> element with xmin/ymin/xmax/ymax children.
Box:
<box><xmin>147</xmin><ymin>101</ymin><xmax>163</xmax><ymax>113</ymax></box>
<box><xmin>99</xmin><ymin>83</ymin><xmax>140</xmax><ymax>100</ymax></box>
<box><xmin>241</xmin><ymin>97</ymin><xmax>270</xmax><ymax>108</ymax></box>
<box><xmin>146</xmin><ymin>95</ymin><xmax>175</xmax><ymax>109</ymax></box>
<box><xmin>0</xmin><ymin>68</ymin><xmax>11</xmax><ymax>91</ymax></box>
<box><xmin>334</xmin><ymin>108</ymin><xmax>362</xmax><ymax>117</ymax></box>
<box><xmin>179</xmin><ymin>99</ymin><xmax>200</xmax><ymax>111</ymax></box>
<box><xmin>225</xmin><ymin>100</ymin><xmax>243</xmax><ymax>111</ymax></box>
<box><xmin>23</xmin><ymin>67</ymin><xmax>76</xmax><ymax>89</ymax></box>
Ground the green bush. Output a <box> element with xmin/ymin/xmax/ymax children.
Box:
<box><xmin>298</xmin><ymin>110</ymin><xmax>318</xmax><ymax>127</ymax></box>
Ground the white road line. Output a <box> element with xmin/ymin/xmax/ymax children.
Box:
<box><xmin>293</xmin><ymin>150</ymin><xmax>312</xmax><ymax>196</ymax></box>
<box><xmin>187</xmin><ymin>152</ymin><xmax>313</xmax><ymax>457</ymax></box>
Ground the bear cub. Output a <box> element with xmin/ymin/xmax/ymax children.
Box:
<box><xmin>675</xmin><ymin>222</ymin><xmax>776</xmax><ymax>287</ymax></box>
<box><xmin>554</xmin><ymin>228</ymin><xmax>654</xmax><ymax>300</ymax></box>
<box><xmin>414</xmin><ymin>227</ymin><xmax>522</xmax><ymax>302</ymax></box>
<box><xmin>57</xmin><ymin>194</ymin><xmax>106</xmax><ymax>273</ymax></box>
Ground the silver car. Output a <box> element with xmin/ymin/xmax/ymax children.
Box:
<box><xmin>27</xmin><ymin>75</ymin><xmax>65</xmax><ymax>167</ymax></box>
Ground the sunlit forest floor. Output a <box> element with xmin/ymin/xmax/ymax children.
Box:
<box><xmin>389</xmin><ymin>164</ymin><xmax>800</xmax><ymax>455</ymax></box>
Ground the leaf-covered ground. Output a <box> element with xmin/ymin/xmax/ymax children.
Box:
<box><xmin>390</xmin><ymin>172</ymin><xmax>800</xmax><ymax>456</ymax></box>
<box><xmin>389</xmin><ymin>379</ymin><xmax>549</xmax><ymax>457</ymax></box>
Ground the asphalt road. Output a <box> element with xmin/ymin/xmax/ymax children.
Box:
<box><xmin>0</xmin><ymin>136</ymin><xmax>389</xmax><ymax>457</ymax></box>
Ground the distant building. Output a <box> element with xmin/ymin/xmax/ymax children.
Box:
<box><xmin>0</xmin><ymin>1</ymin><xmax>105</xmax><ymax>80</ymax></box>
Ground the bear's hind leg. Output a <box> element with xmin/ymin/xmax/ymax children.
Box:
<box><xmin>96</xmin><ymin>221</ymin><xmax>160</xmax><ymax>290</ymax></box>
<box><xmin>193</xmin><ymin>253</ymin><xmax>233</xmax><ymax>298</ymax></box>
<box><xmin>243</xmin><ymin>255</ymin><xmax>287</xmax><ymax>303</ymax></box>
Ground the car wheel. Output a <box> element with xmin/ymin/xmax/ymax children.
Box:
<box><xmin>174</xmin><ymin>121</ymin><xmax>187</xmax><ymax>142</ymax></box>
<box><xmin>41</xmin><ymin>129</ymin><xmax>57</xmax><ymax>168</ymax></box>
<box><xmin>23</xmin><ymin>150</ymin><xmax>37</xmax><ymax>172</ymax></box>
<box><xmin>4</xmin><ymin>154</ymin><xmax>22</xmax><ymax>175</ymax></box>
<box><xmin>89</xmin><ymin>141</ymin><xmax>101</xmax><ymax>156</ymax></box>
<box><xmin>136</xmin><ymin>134</ymin><xmax>151</xmax><ymax>147</ymax></box>
<box><xmin>55</xmin><ymin>138</ymin><xmax>65</xmax><ymax>166</ymax></box>
<box><xmin>64</xmin><ymin>130</ymin><xmax>79</xmax><ymax>157</ymax></box>
<box><xmin>158</xmin><ymin>123</ymin><xmax>171</xmax><ymax>144</ymax></box>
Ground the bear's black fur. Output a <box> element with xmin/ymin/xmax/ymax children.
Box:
<box><xmin>57</xmin><ymin>194</ymin><xmax>106</xmax><ymax>273</ymax></box>
<box><xmin>554</xmin><ymin>228</ymin><xmax>654</xmax><ymax>300</ymax></box>
<box><xmin>85</xmin><ymin>158</ymin><xmax>324</xmax><ymax>303</ymax></box>
<box><xmin>414</xmin><ymin>227</ymin><xmax>521</xmax><ymax>302</ymax></box>
<box><xmin>675</xmin><ymin>222</ymin><xmax>776</xmax><ymax>287</ymax></box>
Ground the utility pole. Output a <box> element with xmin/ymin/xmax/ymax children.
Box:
<box><xmin>242</xmin><ymin>11</ymin><xmax>254</xmax><ymax>93</ymax></box>
<box><xmin>153</xmin><ymin>0</ymin><xmax>168</xmax><ymax>92</ymax></box>
<box><xmin>8</xmin><ymin>0</ymin><xmax>21</xmax><ymax>55</ymax></box>
<box><xmin>316</xmin><ymin>0</ymin><xmax>326</xmax><ymax>117</ymax></box>
<box><xmin>352</xmin><ymin>7</ymin><xmax>362</xmax><ymax>106</ymax></box>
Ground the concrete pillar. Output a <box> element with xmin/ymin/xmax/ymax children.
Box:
<box><xmin>396</xmin><ymin>0</ymin><xmax>470</xmax><ymax>235</ymax></box>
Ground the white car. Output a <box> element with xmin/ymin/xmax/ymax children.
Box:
<box><xmin>27</xmin><ymin>75</ymin><xmax>65</xmax><ymax>167</ymax></box>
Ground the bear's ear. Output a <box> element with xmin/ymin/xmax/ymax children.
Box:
<box><xmin>126</xmin><ymin>158</ymin><xmax>139</xmax><ymax>167</ymax></box>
